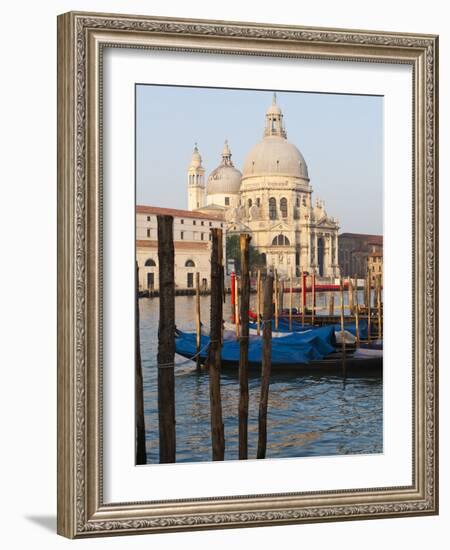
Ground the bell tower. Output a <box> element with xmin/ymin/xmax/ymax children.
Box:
<box><xmin>187</xmin><ymin>143</ymin><xmax>206</xmax><ymax>211</ymax></box>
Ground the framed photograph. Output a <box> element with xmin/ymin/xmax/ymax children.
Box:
<box><xmin>57</xmin><ymin>11</ymin><xmax>438</xmax><ymax>538</ymax></box>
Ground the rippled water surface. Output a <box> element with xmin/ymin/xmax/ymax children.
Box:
<box><xmin>140</xmin><ymin>295</ymin><xmax>382</xmax><ymax>464</ymax></box>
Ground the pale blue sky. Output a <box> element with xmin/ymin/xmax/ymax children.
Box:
<box><xmin>136</xmin><ymin>85</ymin><xmax>383</xmax><ymax>234</ymax></box>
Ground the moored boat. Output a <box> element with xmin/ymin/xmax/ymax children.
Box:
<box><xmin>175</xmin><ymin>327</ymin><xmax>382</xmax><ymax>374</ymax></box>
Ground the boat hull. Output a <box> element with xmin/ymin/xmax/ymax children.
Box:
<box><xmin>175</xmin><ymin>349</ymin><xmax>382</xmax><ymax>375</ymax></box>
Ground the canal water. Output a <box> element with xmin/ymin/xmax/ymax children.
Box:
<box><xmin>140</xmin><ymin>294</ymin><xmax>382</xmax><ymax>464</ymax></box>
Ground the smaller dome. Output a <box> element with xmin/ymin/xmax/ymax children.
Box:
<box><xmin>207</xmin><ymin>140</ymin><xmax>242</xmax><ymax>195</ymax></box>
<box><xmin>208</xmin><ymin>165</ymin><xmax>242</xmax><ymax>195</ymax></box>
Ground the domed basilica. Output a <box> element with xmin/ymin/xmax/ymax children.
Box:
<box><xmin>187</xmin><ymin>94</ymin><xmax>340</xmax><ymax>279</ymax></box>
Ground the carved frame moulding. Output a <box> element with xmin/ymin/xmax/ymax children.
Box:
<box><xmin>57</xmin><ymin>11</ymin><xmax>438</xmax><ymax>538</ymax></box>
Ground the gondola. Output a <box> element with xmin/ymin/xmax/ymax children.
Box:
<box><xmin>175</xmin><ymin>327</ymin><xmax>382</xmax><ymax>374</ymax></box>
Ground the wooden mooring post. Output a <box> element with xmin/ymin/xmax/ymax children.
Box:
<box><xmin>348</xmin><ymin>276</ymin><xmax>354</xmax><ymax>314</ymax></box>
<box><xmin>289</xmin><ymin>267</ymin><xmax>293</xmax><ymax>331</ymax></box>
<box><xmin>364</xmin><ymin>272</ymin><xmax>369</xmax><ymax>309</ymax></box>
<box><xmin>239</xmin><ymin>234</ymin><xmax>251</xmax><ymax>460</ymax></box>
<box><xmin>274</xmin><ymin>270</ymin><xmax>279</xmax><ymax>330</ymax></box>
<box><xmin>208</xmin><ymin>228</ymin><xmax>225</xmax><ymax>461</ymax></box>
<box><xmin>230</xmin><ymin>271</ymin><xmax>236</xmax><ymax>324</ymax></box>
<box><xmin>259</xmin><ymin>271</ymin><xmax>264</xmax><ymax>328</ymax></box>
<box><xmin>195</xmin><ymin>272</ymin><xmax>201</xmax><ymax>372</ymax></box>
<box><xmin>235</xmin><ymin>274</ymin><xmax>240</xmax><ymax>339</ymax></box>
<box><xmin>257</xmin><ymin>272</ymin><xmax>274</xmax><ymax>459</ymax></box>
<box><xmin>298</xmin><ymin>273</ymin><xmax>302</xmax><ymax>321</ymax></box>
<box><xmin>157</xmin><ymin>215</ymin><xmax>176</xmax><ymax>463</ymax></box>
<box><xmin>377</xmin><ymin>273</ymin><xmax>382</xmax><ymax>340</ymax></box>
<box><xmin>367</xmin><ymin>271</ymin><xmax>372</xmax><ymax>343</ymax></box>
<box><xmin>339</xmin><ymin>277</ymin><xmax>347</xmax><ymax>377</ymax></box>
<box><xmin>312</xmin><ymin>272</ymin><xmax>316</xmax><ymax>325</ymax></box>
<box><xmin>329</xmin><ymin>293</ymin><xmax>335</xmax><ymax>316</ymax></box>
<box><xmin>256</xmin><ymin>269</ymin><xmax>261</xmax><ymax>336</ymax></box>
<box><xmin>135</xmin><ymin>262</ymin><xmax>147</xmax><ymax>465</ymax></box>
<box><xmin>354</xmin><ymin>273</ymin><xmax>360</xmax><ymax>345</ymax></box>
<box><xmin>301</xmin><ymin>271</ymin><xmax>306</xmax><ymax>326</ymax></box>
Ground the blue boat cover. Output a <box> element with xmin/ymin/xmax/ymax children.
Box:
<box><xmin>249</xmin><ymin>319</ymin><xmax>315</xmax><ymax>332</ymax></box>
<box><xmin>250</xmin><ymin>317</ymin><xmax>371</xmax><ymax>339</ymax></box>
<box><xmin>175</xmin><ymin>325</ymin><xmax>336</xmax><ymax>366</ymax></box>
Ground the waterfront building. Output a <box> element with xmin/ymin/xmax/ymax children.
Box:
<box><xmin>192</xmin><ymin>93</ymin><xmax>340</xmax><ymax>279</ymax></box>
<box><xmin>136</xmin><ymin>205</ymin><xmax>224</xmax><ymax>291</ymax></box>
<box><xmin>338</xmin><ymin>233</ymin><xmax>383</xmax><ymax>277</ymax></box>
<box><xmin>367</xmin><ymin>250</ymin><xmax>383</xmax><ymax>284</ymax></box>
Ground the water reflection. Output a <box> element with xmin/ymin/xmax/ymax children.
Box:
<box><xmin>140</xmin><ymin>294</ymin><xmax>382</xmax><ymax>464</ymax></box>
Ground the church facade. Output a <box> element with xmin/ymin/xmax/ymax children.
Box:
<box><xmin>187</xmin><ymin>94</ymin><xmax>340</xmax><ymax>279</ymax></box>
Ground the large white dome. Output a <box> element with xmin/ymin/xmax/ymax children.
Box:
<box><xmin>242</xmin><ymin>136</ymin><xmax>309</xmax><ymax>180</ymax></box>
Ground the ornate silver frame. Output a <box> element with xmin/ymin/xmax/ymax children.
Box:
<box><xmin>57</xmin><ymin>11</ymin><xmax>439</xmax><ymax>538</ymax></box>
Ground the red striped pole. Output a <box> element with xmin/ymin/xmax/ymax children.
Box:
<box><xmin>312</xmin><ymin>272</ymin><xmax>316</xmax><ymax>325</ymax></box>
<box><xmin>302</xmin><ymin>271</ymin><xmax>307</xmax><ymax>307</ymax></box>
<box><xmin>231</xmin><ymin>271</ymin><xmax>236</xmax><ymax>323</ymax></box>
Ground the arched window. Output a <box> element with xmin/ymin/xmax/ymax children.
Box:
<box><xmin>272</xmin><ymin>234</ymin><xmax>290</xmax><ymax>246</ymax></box>
<box><xmin>248</xmin><ymin>198</ymin><xmax>252</xmax><ymax>208</ymax></box>
<box><xmin>280</xmin><ymin>197</ymin><xmax>288</xmax><ymax>218</ymax></box>
<box><xmin>145</xmin><ymin>258</ymin><xmax>156</xmax><ymax>267</ymax></box>
<box><xmin>269</xmin><ymin>197</ymin><xmax>277</xmax><ymax>220</ymax></box>
<box><xmin>185</xmin><ymin>259</ymin><xmax>196</xmax><ymax>267</ymax></box>
<box><xmin>296</xmin><ymin>196</ymin><xmax>300</xmax><ymax>207</ymax></box>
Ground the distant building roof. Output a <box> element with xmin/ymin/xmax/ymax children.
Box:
<box><xmin>137</xmin><ymin>240</ymin><xmax>210</xmax><ymax>250</ymax></box>
<box><xmin>339</xmin><ymin>233</ymin><xmax>383</xmax><ymax>245</ymax></box>
<box><xmin>136</xmin><ymin>204</ymin><xmax>224</xmax><ymax>221</ymax></box>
